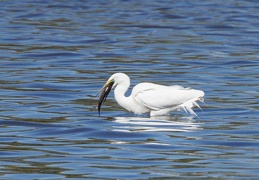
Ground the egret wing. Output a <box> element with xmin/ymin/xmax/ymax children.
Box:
<box><xmin>133</xmin><ymin>83</ymin><xmax>204</xmax><ymax>111</ymax></box>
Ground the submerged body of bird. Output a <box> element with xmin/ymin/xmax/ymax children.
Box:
<box><xmin>97</xmin><ymin>73</ymin><xmax>204</xmax><ymax>116</ymax></box>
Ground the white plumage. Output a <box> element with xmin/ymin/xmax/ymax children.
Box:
<box><xmin>98</xmin><ymin>73</ymin><xmax>204</xmax><ymax>116</ymax></box>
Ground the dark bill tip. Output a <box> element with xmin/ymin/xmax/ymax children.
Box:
<box><xmin>97</xmin><ymin>81</ymin><xmax>114</xmax><ymax>116</ymax></box>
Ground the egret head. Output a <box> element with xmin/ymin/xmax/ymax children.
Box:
<box><xmin>97</xmin><ymin>73</ymin><xmax>129</xmax><ymax>116</ymax></box>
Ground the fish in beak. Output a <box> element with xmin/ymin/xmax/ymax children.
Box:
<box><xmin>97</xmin><ymin>80</ymin><xmax>114</xmax><ymax>116</ymax></box>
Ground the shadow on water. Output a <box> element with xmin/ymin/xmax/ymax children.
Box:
<box><xmin>110</xmin><ymin>115</ymin><xmax>203</xmax><ymax>132</ymax></box>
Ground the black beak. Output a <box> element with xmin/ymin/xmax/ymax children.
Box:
<box><xmin>97</xmin><ymin>81</ymin><xmax>114</xmax><ymax>116</ymax></box>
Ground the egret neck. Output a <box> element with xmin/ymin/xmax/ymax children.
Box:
<box><xmin>113</xmin><ymin>79</ymin><xmax>133</xmax><ymax>112</ymax></box>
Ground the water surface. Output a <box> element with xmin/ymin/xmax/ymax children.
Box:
<box><xmin>1</xmin><ymin>0</ymin><xmax>259</xmax><ymax>179</ymax></box>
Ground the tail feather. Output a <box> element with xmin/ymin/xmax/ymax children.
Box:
<box><xmin>179</xmin><ymin>97</ymin><xmax>203</xmax><ymax>116</ymax></box>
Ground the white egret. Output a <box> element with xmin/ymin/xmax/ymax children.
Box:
<box><xmin>97</xmin><ymin>73</ymin><xmax>204</xmax><ymax>116</ymax></box>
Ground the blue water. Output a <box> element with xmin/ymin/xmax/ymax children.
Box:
<box><xmin>1</xmin><ymin>0</ymin><xmax>259</xmax><ymax>179</ymax></box>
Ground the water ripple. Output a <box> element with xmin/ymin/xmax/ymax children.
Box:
<box><xmin>0</xmin><ymin>0</ymin><xmax>259</xmax><ymax>179</ymax></box>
